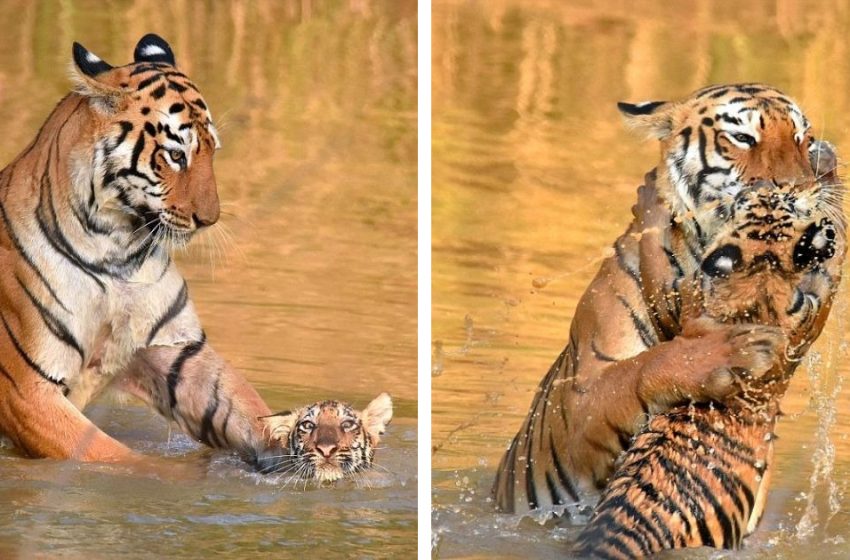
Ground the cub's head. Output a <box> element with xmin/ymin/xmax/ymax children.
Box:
<box><xmin>695</xmin><ymin>143</ymin><xmax>842</xmax><ymax>337</ymax></box>
<box><xmin>70</xmin><ymin>34</ymin><xmax>219</xmax><ymax>246</ymax></box>
<box><xmin>619</xmin><ymin>84</ymin><xmax>826</xmax><ymax>229</ymax></box>
<box><xmin>264</xmin><ymin>393</ymin><xmax>393</xmax><ymax>482</ymax></box>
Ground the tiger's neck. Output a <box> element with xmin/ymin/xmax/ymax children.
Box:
<box><xmin>0</xmin><ymin>94</ymin><xmax>168</xmax><ymax>282</ymax></box>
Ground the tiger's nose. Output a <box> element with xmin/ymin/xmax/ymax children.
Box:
<box><xmin>316</xmin><ymin>444</ymin><xmax>338</xmax><ymax>458</ymax></box>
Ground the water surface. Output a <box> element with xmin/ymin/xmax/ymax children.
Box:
<box><xmin>433</xmin><ymin>1</ymin><xmax>850</xmax><ymax>557</ymax></box>
<box><xmin>0</xmin><ymin>1</ymin><xmax>417</xmax><ymax>557</ymax></box>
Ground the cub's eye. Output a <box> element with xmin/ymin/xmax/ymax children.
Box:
<box><xmin>169</xmin><ymin>149</ymin><xmax>186</xmax><ymax>165</ymax></box>
<box><xmin>730</xmin><ymin>132</ymin><xmax>756</xmax><ymax>147</ymax></box>
<box><xmin>340</xmin><ymin>420</ymin><xmax>357</xmax><ymax>431</ymax></box>
<box><xmin>299</xmin><ymin>420</ymin><xmax>315</xmax><ymax>432</ymax></box>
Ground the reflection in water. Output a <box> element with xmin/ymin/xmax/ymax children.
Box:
<box><xmin>0</xmin><ymin>1</ymin><xmax>417</xmax><ymax>557</ymax></box>
<box><xmin>432</xmin><ymin>0</ymin><xmax>850</xmax><ymax>557</ymax></box>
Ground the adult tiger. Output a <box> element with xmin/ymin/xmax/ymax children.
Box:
<box><xmin>0</xmin><ymin>34</ymin><xmax>284</xmax><ymax>468</ymax></box>
<box><xmin>574</xmin><ymin>141</ymin><xmax>845</xmax><ymax>558</ymax></box>
<box><xmin>493</xmin><ymin>84</ymin><xmax>835</xmax><ymax>517</ymax></box>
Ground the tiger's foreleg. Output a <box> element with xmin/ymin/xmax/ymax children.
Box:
<box><xmin>0</xmin><ymin>371</ymin><xmax>135</xmax><ymax>461</ymax></box>
<box><xmin>121</xmin><ymin>340</ymin><xmax>285</xmax><ymax>468</ymax></box>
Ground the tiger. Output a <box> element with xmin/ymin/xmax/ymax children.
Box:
<box><xmin>0</xmin><ymin>34</ymin><xmax>290</xmax><ymax>470</ymax></box>
<box><xmin>493</xmin><ymin>84</ymin><xmax>841</xmax><ymax>523</ymax></box>
<box><xmin>573</xmin><ymin>140</ymin><xmax>845</xmax><ymax>558</ymax></box>
<box><xmin>257</xmin><ymin>393</ymin><xmax>393</xmax><ymax>482</ymax></box>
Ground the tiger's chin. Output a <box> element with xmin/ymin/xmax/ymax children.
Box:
<box><xmin>313</xmin><ymin>463</ymin><xmax>346</xmax><ymax>483</ymax></box>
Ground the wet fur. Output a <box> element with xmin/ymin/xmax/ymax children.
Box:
<box><xmin>492</xmin><ymin>83</ymin><xmax>845</xmax><ymax>555</ymax></box>
<box><xmin>575</xmin><ymin>146</ymin><xmax>845</xmax><ymax>557</ymax></box>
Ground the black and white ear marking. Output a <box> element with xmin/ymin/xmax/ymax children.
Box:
<box><xmin>617</xmin><ymin>101</ymin><xmax>667</xmax><ymax>116</ymax></box>
<box><xmin>72</xmin><ymin>42</ymin><xmax>114</xmax><ymax>77</ymax></box>
<box><xmin>133</xmin><ymin>33</ymin><xmax>176</xmax><ymax>66</ymax></box>
<box><xmin>702</xmin><ymin>244</ymin><xmax>744</xmax><ymax>278</ymax></box>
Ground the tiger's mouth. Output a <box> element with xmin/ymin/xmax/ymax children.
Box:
<box><xmin>137</xmin><ymin>210</ymin><xmax>196</xmax><ymax>249</ymax></box>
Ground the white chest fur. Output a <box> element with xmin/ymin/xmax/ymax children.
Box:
<box><xmin>62</xmin><ymin>258</ymin><xmax>202</xmax><ymax>410</ymax></box>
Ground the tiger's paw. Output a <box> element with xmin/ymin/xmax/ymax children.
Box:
<box><xmin>642</xmin><ymin>318</ymin><xmax>786</xmax><ymax>409</ymax></box>
<box><xmin>632</xmin><ymin>175</ymin><xmax>671</xmax><ymax>232</ymax></box>
<box><xmin>681</xmin><ymin>319</ymin><xmax>787</xmax><ymax>399</ymax></box>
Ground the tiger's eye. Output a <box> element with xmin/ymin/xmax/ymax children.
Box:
<box><xmin>299</xmin><ymin>420</ymin><xmax>315</xmax><ymax>431</ymax></box>
<box><xmin>170</xmin><ymin>149</ymin><xmax>185</xmax><ymax>163</ymax></box>
<box><xmin>341</xmin><ymin>420</ymin><xmax>356</xmax><ymax>431</ymax></box>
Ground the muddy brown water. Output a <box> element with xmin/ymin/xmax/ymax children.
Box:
<box><xmin>433</xmin><ymin>0</ymin><xmax>850</xmax><ymax>557</ymax></box>
<box><xmin>0</xmin><ymin>1</ymin><xmax>417</xmax><ymax>558</ymax></box>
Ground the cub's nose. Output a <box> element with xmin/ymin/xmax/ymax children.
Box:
<box><xmin>316</xmin><ymin>444</ymin><xmax>338</xmax><ymax>458</ymax></box>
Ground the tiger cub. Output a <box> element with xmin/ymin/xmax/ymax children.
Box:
<box><xmin>574</xmin><ymin>140</ymin><xmax>846</xmax><ymax>558</ymax></box>
<box><xmin>257</xmin><ymin>393</ymin><xmax>393</xmax><ymax>482</ymax></box>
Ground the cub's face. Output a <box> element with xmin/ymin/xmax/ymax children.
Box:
<box><xmin>618</xmin><ymin>84</ymin><xmax>820</xmax><ymax>222</ymax></box>
<box><xmin>695</xmin><ymin>141</ymin><xmax>842</xmax><ymax>339</ymax></box>
<box><xmin>71</xmin><ymin>34</ymin><xmax>220</xmax><ymax>246</ymax></box>
<box><xmin>267</xmin><ymin>393</ymin><xmax>393</xmax><ymax>482</ymax></box>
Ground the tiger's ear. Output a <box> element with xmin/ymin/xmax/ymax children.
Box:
<box><xmin>70</xmin><ymin>42</ymin><xmax>122</xmax><ymax>100</ymax></box>
<box><xmin>361</xmin><ymin>393</ymin><xmax>393</xmax><ymax>444</ymax></box>
<box><xmin>617</xmin><ymin>100</ymin><xmax>675</xmax><ymax>140</ymax></box>
<box><xmin>134</xmin><ymin>33</ymin><xmax>176</xmax><ymax>66</ymax></box>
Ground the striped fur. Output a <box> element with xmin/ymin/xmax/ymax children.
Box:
<box><xmin>494</xmin><ymin>85</ymin><xmax>843</xmax><ymax>549</ymax></box>
<box><xmin>0</xmin><ymin>35</ymin><xmax>287</xmax><ymax>468</ymax></box>
<box><xmin>574</xmin><ymin>142</ymin><xmax>846</xmax><ymax>558</ymax></box>
<box><xmin>257</xmin><ymin>393</ymin><xmax>393</xmax><ymax>481</ymax></box>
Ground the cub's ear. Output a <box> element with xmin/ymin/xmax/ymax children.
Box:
<box><xmin>134</xmin><ymin>33</ymin><xmax>176</xmax><ymax>66</ymax></box>
<box><xmin>71</xmin><ymin>42</ymin><xmax>121</xmax><ymax>99</ymax></box>
<box><xmin>361</xmin><ymin>393</ymin><xmax>393</xmax><ymax>444</ymax></box>
<box><xmin>259</xmin><ymin>410</ymin><xmax>299</xmax><ymax>445</ymax></box>
<box><xmin>617</xmin><ymin>100</ymin><xmax>675</xmax><ymax>140</ymax></box>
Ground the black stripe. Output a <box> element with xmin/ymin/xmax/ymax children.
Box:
<box><xmin>590</xmin><ymin>339</ymin><xmax>616</xmax><ymax>362</ymax></box>
<box><xmin>587</xmin><ymin>510</ymin><xmax>654</xmax><ymax>555</ymax></box>
<box><xmin>0</xmin><ymin>310</ymin><xmax>63</xmax><ymax>385</ymax></box>
<box><xmin>16</xmin><ymin>275</ymin><xmax>84</xmax><ymax>361</ymax></box>
<box><xmin>146</xmin><ymin>282</ymin><xmax>189</xmax><ymax>345</ymax></box>
<box><xmin>167</xmin><ymin>333</ymin><xmax>206</xmax><ymax>410</ymax></box>
<box><xmin>35</xmin><ymin>183</ymin><xmax>107</xmax><ymax>289</ymax></box>
<box><xmin>549</xmin><ymin>431</ymin><xmax>579</xmax><ymax>501</ymax></box>
<box><xmin>544</xmin><ymin>471</ymin><xmax>562</xmax><ymax>506</ymax></box>
<box><xmin>198</xmin><ymin>372</ymin><xmax>223</xmax><ymax>447</ymax></box>
<box><xmin>0</xmin><ymin>202</ymin><xmax>71</xmax><ymax>312</ymax></box>
<box><xmin>616</xmin><ymin>295</ymin><xmax>657</xmax><ymax>347</ymax></box>
<box><xmin>136</xmin><ymin>74</ymin><xmax>163</xmax><ymax>90</ymax></box>
<box><xmin>614</xmin><ymin>241</ymin><xmax>642</xmax><ymax>290</ymax></box>
<box><xmin>654</xmin><ymin>453</ymin><xmax>717</xmax><ymax>547</ymax></box>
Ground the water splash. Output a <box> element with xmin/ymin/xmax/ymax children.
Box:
<box><xmin>794</xmin><ymin>276</ymin><xmax>849</xmax><ymax>540</ymax></box>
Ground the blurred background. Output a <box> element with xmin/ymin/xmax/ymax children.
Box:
<box><xmin>0</xmin><ymin>1</ymin><xmax>417</xmax><ymax>558</ymax></box>
<box><xmin>432</xmin><ymin>0</ymin><xmax>850</xmax><ymax>557</ymax></box>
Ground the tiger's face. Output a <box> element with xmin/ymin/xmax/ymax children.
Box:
<box><xmin>619</xmin><ymin>84</ymin><xmax>822</xmax><ymax>229</ymax></box>
<box><xmin>70</xmin><ymin>34</ymin><xmax>220</xmax><ymax>247</ymax></box>
<box><xmin>266</xmin><ymin>393</ymin><xmax>393</xmax><ymax>482</ymax></box>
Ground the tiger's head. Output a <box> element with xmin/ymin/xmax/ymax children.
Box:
<box><xmin>69</xmin><ymin>33</ymin><xmax>219</xmax><ymax>247</ymax></box>
<box><xmin>618</xmin><ymin>84</ymin><xmax>828</xmax><ymax>235</ymax></box>
<box><xmin>263</xmin><ymin>393</ymin><xmax>393</xmax><ymax>482</ymax></box>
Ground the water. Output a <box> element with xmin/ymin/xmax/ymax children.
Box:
<box><xmin>432</xmin><ymin>0</ymin><xmax>850</xmax><ymax>557</ymax></box>
<box><xmin>0</xmin><ymin>1</ymin><xmax>417</xmax><ymax>557</ymax></box>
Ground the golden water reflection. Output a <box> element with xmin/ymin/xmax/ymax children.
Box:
<box><xmin>0</xmin><ymin>1</ymin><xmax>417</xmax><ymax>557</ymax></box>
<box><xmin>433</xmin><ymin>0</ymin><xmax>850</xmax><ymax>557</ymax></box>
